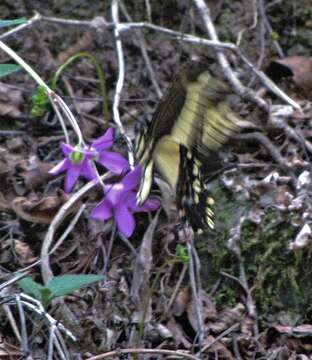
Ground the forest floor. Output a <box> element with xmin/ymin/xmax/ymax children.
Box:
<box><xmin>0</xmin><ymin>1</ymin><xmax>312</xmax><ymax>359</ymax></box>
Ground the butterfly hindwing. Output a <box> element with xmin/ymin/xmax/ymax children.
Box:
<box><xmin>177</xmin><ymin>145</ymin><xmax>215</xmax><ymax>233</ymax></box>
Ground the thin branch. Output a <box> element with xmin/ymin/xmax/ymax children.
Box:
<box><xmin>119</xmin><ymin>1</ymin><xmax>162</xmax><ymax>98</ymax></box>
<box><xmin>192</xmin><ymin>0</ymin><xmax>300</xmax><ymax>111</ymax></box>
<box><xmin>1</xmin><ymin>13</ymin><xmax>300</xmax><ymax>110</ymax></box>
<box><xmin>40</xmin><ymin>175</ymin><xmax>109</xmax><ymax>284</ymax></box>
<box><xmin>0</xmin><ymin>13</ymin><xmax>41</xmax><ymax>40</ymax></box>
<box><xmin>85</xmin><ymin>348</ymin><xmax>201</xmax><ymax>360</ymax></box>
<box><xmin>187</xmin><ymin>241</ymin><xmax>204</xmax><ymax>345</ymax></box>
<box><xmin>18</xmin><ymin>294</ymin><xmax>76</xmax><ymax>341</ymax></box>
<box><xmin>234</xmin><ymin>132</ymin><xmax>290</xmax><ymax>170</ymax></box>
<box><xmin>111</xmin><ymin>0</ymin><xmax>135</xmax><ymax>168</ymax></box>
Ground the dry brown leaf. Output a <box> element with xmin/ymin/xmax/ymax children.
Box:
<box><xmin>20</xmin><ymin>161</ymin><xmax>53</xmax><ymax>190</ymax></box>
<box><xmin>171</xmin><ymin>286</ymin><xmax>191</xmax><ymax>317</ymax></box>
<box><xmin>166</xmin><ymin>318</ymin><xmax>192</xmax><ymax>349</ymax></box>
<box><xmin>209</xmin><ymin>303</ymin><xmax>244</xmax><ymax>334</ymax></box>
<box><xmin>273</xmin><ymin>324</ymin><xmax>312</xmax><ymax>337</ymax></box>
<box><xmin>13</xmin><ymin>239</ymin><xmax>37</xmax><ymax>263</ymax></box>
<box><xmin>11</xmin><ymin>191</ymin><xmax>69</xmax><ymax>224</ymax></box>
<box><xmin>240</xmin><ymin>316</ymin><xmax>256</xmax><ymax>336</ymax></box>
<box><xmin>130</xmin><ymin>212</ymin><xmax>159</xmax><ymax>323</ymax></box>
<box><xmin>186</xmin><ymin>290</ymin><xmax>217</xmax><ymax>332</ymax></box>
<box><xmin>202</xmin><ymin>335</ymin><xmax>235</xmax><ymax>359</ymax></box>
<box><xmin>0</xmin><ymin>192</ymin><xmax>12</xmax><ymax>212</ymax></box>
<box><xmin>272</xmin><ymin>56</ymin><xmax>312</xmax><ymax>100</ymax></box>
<box><xmin>0</xmin><ymin>83</ymin><xmax>23</xmax><ymax>117</ymax></box>
<box><xmin>0</xmin><ymin>335</ymin><xmax>22</xmax><ymax>359</ymax></box>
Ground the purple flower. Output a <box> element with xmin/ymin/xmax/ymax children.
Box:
<box><xmin>90</xmin><ymin>166</ymin><xmax>160</xmax><ymax>237</ymax></box>
<box><xmin>49</xmin><ymin>128</ymin><xmax>129</xmax><ymax>193</ymax></box>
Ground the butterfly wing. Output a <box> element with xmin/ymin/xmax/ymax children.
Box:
<box><xmin>177</xmin><ymin>145</ymin><xmax>215</xmax><ymax>232</ymax></box>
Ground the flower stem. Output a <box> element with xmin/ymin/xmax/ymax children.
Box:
<box><xmin>51</xmin><ymin>51</ymin><xmax>110</xmax><ymax>125</ymax></box>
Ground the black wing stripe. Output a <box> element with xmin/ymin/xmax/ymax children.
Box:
<box><xmin>177</xmin><ymin>145</ymin><xmax>215</xmax><ymax>232</ymax></box>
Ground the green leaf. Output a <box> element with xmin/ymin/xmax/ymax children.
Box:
<box><xmin>40</xmin><ymin>287</ymin><xmax>53</xmax><ymax>308</ymax></box>
<box><xmin>47</xmin><ymin>274</ymin><xmax>105</xmax><ymax>297</ymax></box>
<box><xmin>0</xmin><ymin>18</ymin><xmax>27</xmax><ymax>28</ymax></box>
<box><xmin>0</xmin><ymin>64</ymin><xmax>21</xmax><ymax>78</ymax></box>
<box><xmin>31</xmin><ymin>85</ymin><xmax>50</xmax><ymax>117</ymax></box>
<box><xmin>176</xmin><ymin>244</ymin><xmax>190</xmax><ymax>264</ymax></box>
<box><xmin>17</xmin><ymin>276</ymin><xmax>44</xmax><ymax>300</ymax></box>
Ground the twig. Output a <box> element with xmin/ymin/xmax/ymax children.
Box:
<box><xmin>40</xmin><ymin>175</ymin><xmax>109</xmax><ymax>284</ymax></box>
<box><xmin>236</xmin><ymin>0</ymin><xmax>258</xmax><ymax>46</ymax></box>
<box><xmin>2</xmin><ymin>302</ymin><xmax>21</xmax><ymax>342</ymax></box>
<box><xmin>260</xmin><ymin>0</ymin><xmax>285</xmax><ymax>58</ymax></box>
<box><xmin>85</xmin><ymin>348</ymin><xmax>201</xmax><ymax>360</ymax></box>
<box><xmin>233</xmin><ymin>335</ymin><xmax>244</xmax><ymax>360</ymax></box>
<box><xmin>1</xmin><ymin>12</ymin><xmax>300</xmax><ymax>110</ymax></box>
<box><xmin>226</xmin><ymin>215</ymin><xmax>259</xmax><ymax>336</ymax></box>
<box><xmin>198</xmin><ymin>323</ymin><xmax>240</xmax><ymax>354</ymax></box>
<box><xmin>256</xmin><ymin>0</ymin><xmax>267</xmax><ymax>70</ymax></box>
<box><xmin>49</xmin><ymin>204</ymin><xmax>86</xmax><ymax>255</ymax></box>
<box><xmin>40</xmin><ymin>15</ymin><xmax>238</xmax><ymax>50</ymax></box>
<box><xmin>118</xmin><ymin>233</ymin><xmax>138</xmax><ymax>256</ymax></box>
<box><xmin>192</xmin><ymin>0</ymin><xmax>300</xmax><ymax>111</ymax></box>
<box><xmin>0</xmin><ymin>13</ymin><xmax>41</xmax><ymax>40</ymax></box>
<box><xmin>1</xmin><ymin>292</ymin><xmax>75</xmax><ymax>358</ymax></box>
<box><xmin>193</xmin><ymin>0</ymin><xmax>263</xmax><ymax>106</ymax></box>
<box><xmin>102</xmin><ymin>226</ymin><xmax>116</xmax><ymax>275</ymax></box>
<box><xmin>19</xmin><ymin>293</ymin><xmax>76</xmax><ymax>341</ymax></box>
<box><xmin>166</xmin><ymin>263</ymin><xmax>188</xmax><ymax>312</ymax></box>
<box><xmin>119</xmin><ymin>1</ymin><xmax>162</xmax><ymax>99</ymax></box>
<box><xmin>16</xmin><ymin>295</ymin><xmax>29</xmax><ymax>355</ymax></box>
<box><xmin>145</xmin><ymin>0</ymin><xmax>152</xmax><ymax>23</ymax></box>
<box><xmin>111</xmin><ymin>0</ymin><xmax>135</xmax><ymax>168</ymax></box>
<box><xmin>233</xmin><ymin>132</ymin><xmax>290</xmax><ymax>170</ymax></box>
<box><xmin>224</xmin><ymin>217</ymin><xmax>259</xmax><ymax>335</ymax></box>
<box><xmin>187</xmin><ymin>240</ymin><xmax>204</xmax><ymax>345</ymax></box>
<box><xmin>0</xmin><ymin>272</ymin><xmax>30</xmax><ymax>292</ymax></box>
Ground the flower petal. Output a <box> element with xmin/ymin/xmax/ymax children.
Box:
<box><xmin>125</xmin><ymin>192</ymin><xmax>160</xmax><ymax>212</ymax></box>
<box><xmin>123</xmin><ymin>191</ymin><xmax>137</xmax><ymax>209</ymax></box>
<box><xmin>97</xmin><ymin>151</ymin><xmax>129</xmax><ymax>174</ymax></box>
<box><xmin>138</xmin><ymin>197</ymin><xmax>160</xmax><ymax>212</ymax></box>
<box><xmin>49</xmin><ymin>158</ymin><xmax>70</xmax><ymax>175</ymax></box>
<box><xmin>81</xmin><ymin>159</ymin><xmax>97</xmax><ymax>180</ymax></box>
<box><xmin>115</xmin><ymin>203</ymin><xmax>135</xmax><ymax>237</ymax></box>
<box><xmin>60</xmin><ymin>142</ymin><xmax>74</xmax><ymax>156</ymax></box>
<box><xmin>90</xmin><ymin>198</ymin><xmax>113</xmax><ymax>221</ymax></box>
<box><xmin>121</xmin><ymin>166</ymin><xmax>141</xmax><ymax>191</ymax></box>
<box><xmin>91</xmin><ymin>128</ymin><xmax>114</xmax><ymax>151</ymax></box>
<box><xmin>64</xmin><ymin>163</ymin><xmax>82</xmax><ymax>193</ymax></box>
<box><xmin>104</xmin><ymin>183</ymin><xmax>124</xmax><ymax>205</ymax></box>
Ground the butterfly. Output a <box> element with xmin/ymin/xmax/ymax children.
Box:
<box><xmin>135</xmin><ymin>62</ymin><xmax>244</xmax><ymax>233</ymax></box>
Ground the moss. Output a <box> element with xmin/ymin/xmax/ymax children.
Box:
<box><xmin>196</xmin><ymin>186</ymin><xmax>312</xmax><ymax>321</ymax></box>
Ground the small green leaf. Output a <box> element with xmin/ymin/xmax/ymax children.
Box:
<box><xmin>176</xmin><ymin>244</ymin><xmax>190</xmax><ymax>264</ymax></box>
<box><xmin>17</xmin><ymin>276</ymin><xmax>44</xmax><ymax>300</ymax></box>
<box><xmin>31</xmin><ymin>85</ymin><xmax>50</xmax><ymax>117</ymax></box>
<box><xmin>0</xmin><ymin>18</ymin><xmax>27</xmax><ymax>28</ymax></box>
<box><xmin>40</xmin><ymin>287</ymin><xmax>53</xmax><ymax>308</ymax></box>
<box><xmin>270</xmin><ymin>31</ymin><xmax>280</xmax><ymax>41</ymax></box>
<box><xmin>47</xmin><ymin>274</ymin><xmax>105</xmax><ymax>297</ymax></box>
<box><xmin>0</xmin><ymin>64</ymin><xmax>21</xmax><ymax>78</ymax></box>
